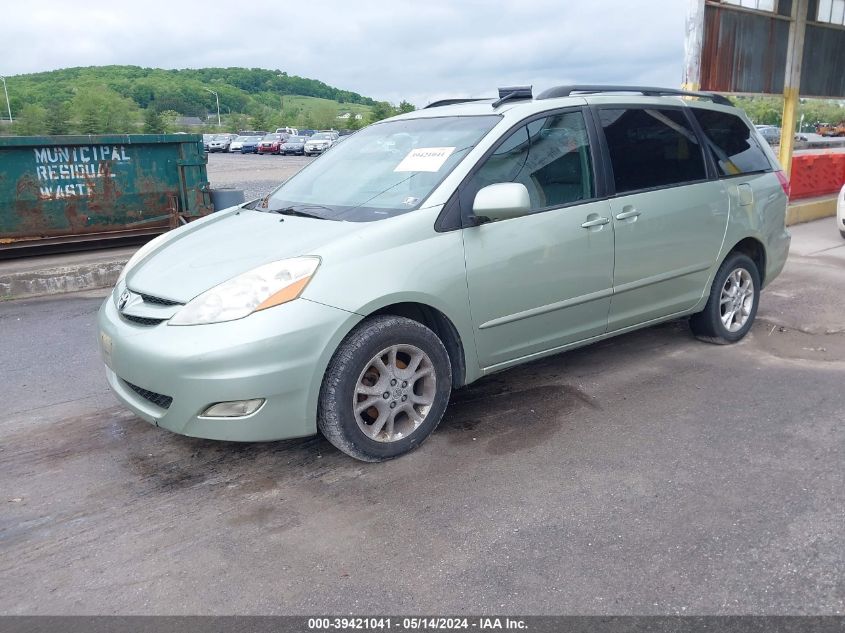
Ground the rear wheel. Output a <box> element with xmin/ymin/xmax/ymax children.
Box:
<box><xmin>690</xmin><ymin>252</ymin><xmax>761</xmax><ymax>344</ymax></box>
<box><xmin>318</xmin><ymin>316</ymin><xmax>452</xmax><ymax>461</ymax></box>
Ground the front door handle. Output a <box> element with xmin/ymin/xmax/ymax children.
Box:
<box><xmin>581</xmin><ymin>216</ymin><xmax>610</xmax><ymax>229</ymax></box>
<box><xmin>615</xmin><ymin>207</ymin><xmax>641</xmax><ymax>221</ymax></box>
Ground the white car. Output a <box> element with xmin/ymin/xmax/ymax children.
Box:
<box><xmin>304</xmin><ymin>132</ymin><xmax>338</xmax><ymax>156</ymax></box>
<box><xmin>207</xmin><ymin>134</ymin><xmax>235</xmax><ymax>153</ymax></box>
<box><xmin>837</xmin><ymin>183</ymin><xmax>845</xmax><ymax>239</ymax></box>
<box><xmin>229</xmin><ymin>136</ymin><xmax>249</xmax><ymax>153</ymax></box>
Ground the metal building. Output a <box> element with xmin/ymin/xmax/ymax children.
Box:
<box><xmin>684</xmin><ymin>0</ymin><xmax>845</xmax><ymax>171</ymax></box>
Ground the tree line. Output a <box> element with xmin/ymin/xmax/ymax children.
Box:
<box><xmin>733</xmin><ymin>96</ymin><xmax>845</xmax><ymax>130</ymax></box>
<box><xmin>1</xmin><ymin>66</ymin><xmax>417</xmax><ymax>136</ymax></box>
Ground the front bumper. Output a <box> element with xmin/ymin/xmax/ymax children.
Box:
<box><xmin>98</xmin><ymin>292</ymin><xmax>361</xmax><ymax>441</ymax></box>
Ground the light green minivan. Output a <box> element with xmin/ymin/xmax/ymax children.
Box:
<box><xmin>98</xmin><ymin>85</ymin><xmax>791</xmax><ymax>461</ymax></box>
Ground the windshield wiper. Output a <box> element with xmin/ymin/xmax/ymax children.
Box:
<box><xmin>265</xmin><ymin>204</ymin><xmax>337</xmax><ymax>220</ymax></box>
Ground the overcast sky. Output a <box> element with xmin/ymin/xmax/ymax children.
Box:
<box><xmin>1</xmin><ymin>0</ymin><xmax>687</xmax><ymax>106</ymax></box>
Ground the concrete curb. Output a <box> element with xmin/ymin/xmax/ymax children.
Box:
<box><xmin>0</xmin><ymin>247</ymin><xmax>136</xmax><ymax>301</ymax></box>
<box><xmin>786</xmin><ymin>195</ymin><xmax>838</xmax><ymax>226</ymax></box>
<box><xmin>0</xmin><ymin>258</ymin><xmax>128</xmax><ymax>301</ymax></box>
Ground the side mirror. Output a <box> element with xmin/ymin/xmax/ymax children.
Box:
<box><xmin>472</xmin><ymin>183</ymin><xmax>531</xmax><ymax>222</ymax></box>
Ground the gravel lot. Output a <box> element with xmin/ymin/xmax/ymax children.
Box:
<box><xmin>205</xmin><ymin>152</ymin><xmax>315</xmax><ymax>202</ymax></box>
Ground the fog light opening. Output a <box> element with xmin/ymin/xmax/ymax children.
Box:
<box><xmin>200</xmin><ymin>399</ymin><xmax>265</xmax><ymax>418</ymax></box>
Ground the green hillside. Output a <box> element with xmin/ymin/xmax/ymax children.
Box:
<box><xmin>0</xmin><ymin>65</ymin><xmax>410</xmax><ymax>135</ymax></box>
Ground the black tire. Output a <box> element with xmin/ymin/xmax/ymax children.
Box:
<box><xmin>318</xmin><ymin>315</ymin><xmax>452</xmax><ymax>462</ymax></box>
<box><xmin>690</xmin><ymin>252</ymin><xmax>761</xmax><ymax>344</ymax></box>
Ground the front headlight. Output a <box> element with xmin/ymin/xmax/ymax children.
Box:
<box><xmin>168</xmin><ymin>256</ymin><xmax>320</xmax><ymax>326</ymax></box>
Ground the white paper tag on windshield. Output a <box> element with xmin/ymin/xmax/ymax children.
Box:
<box><xmin>394</xmin><ymin>147</ymin><xmax>456</xmax><ymax>172</ymax></box>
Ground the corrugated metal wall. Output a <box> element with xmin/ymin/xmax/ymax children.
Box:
<box><xmin>701</xmin><ymin>5</ymin><xmax>790</xmax><ymax>93</ymax></box>
<box><xmin>700</xmin><ymin>0</ymin><xmax>845</xmax><ymax>98</ymax></box>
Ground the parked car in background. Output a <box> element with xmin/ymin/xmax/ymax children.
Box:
<box><xmin>258</xmin><ymin>133</ymin><xmax>289</xmax><ymax>155</ymax></box>
<box><xmin>238</xmin><ymin>130</ymin><xmax>268</xmax><ymax>137</ymax></box>
<box><xmin>755</xmin><ymin>125</ymin><xmax>781</xmax><ymax>146</ymax></box>
<box><xmin>202</xmin><ymin>134</ymin><xmax>214</xmax><ymax>152</ymax></box>
<box><xmin>304</xmin><ymin>132</ymin><xmax>338</xmax><ymax>156</ymax></box>
<box><xmin>280</xmin><ymin>136</ymin><xmax>308</xmax><ymax>155</ymax></box>
<box><xmin>229</xmin><ymin>136</ymin><xmax>249</xmax><ymax>153</ymax></box>
<box><xmin>325</xmin><ymin>135</ymin><xmax>350</xmax><ymax>152</ymax></box>
<box><xmin>298</xmin><ymin>129</ymin><xmax>316</xmax><ymax>137</ymax></box>
<box><xmin>755</xmin><ymin>125</ymin><xmax>808</xmax><ymax>145</ymax></box>
<box><xmin>208</xmin><ymin>134</ymin><xmax>237</xmax><ymax>153</ymax></box>
<box><xmin>239</xmin><ymin>136</ymin><xmax>264</xmax><ymax>154</ymax></box>
<box><xmin>276</xmin><ymin>127</ymin><xmax>298</xmax><ymax>136</ymax></box>
<box><xmin>99</xmin><ymin>85</ymin><xmax>790</xmax><ymax>462</ymax></box>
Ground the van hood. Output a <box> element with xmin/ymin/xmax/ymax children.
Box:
<box><xmin>125</xmin><ymin>209</ymin><xmax>359</xmax><ymax>303</ymax></box>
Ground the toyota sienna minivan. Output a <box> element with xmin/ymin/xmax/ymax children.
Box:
<box><xmin>99</xmin><ymin>85</ymin><xmax>791</xmax><ymax>461</ymax></box>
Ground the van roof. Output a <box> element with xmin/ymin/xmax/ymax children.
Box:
<box><xmin>394</xmin><ymin>85</ymin><xmax>739</xmax><ymax>121</ymax></box>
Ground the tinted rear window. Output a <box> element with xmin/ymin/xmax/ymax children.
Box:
<box><xmin>691</xmin><ymin>109</ymin><xmax>772</xmax><ymax>176</ymax></box>
<box><xmin>599</xmin><ymin>108</ymin><xmax>707</xmax><ymax>194</ymax></box>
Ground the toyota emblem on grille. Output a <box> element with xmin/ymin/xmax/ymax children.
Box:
<box><xmin>118</xmin><ymin>290</ymin><xmax>132</xmax><ymax>311</ymax></box>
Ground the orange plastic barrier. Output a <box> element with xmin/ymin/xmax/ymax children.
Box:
<box><xmin>789</xmin><ymin>152</ymin><xmax>845</xmax><ymax>200</ymax></box>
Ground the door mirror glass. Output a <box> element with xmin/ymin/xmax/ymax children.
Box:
<box><xmin>472</xmin><ymin>183</ymin><xmax>531</xmax><ymax>222</ymax></box>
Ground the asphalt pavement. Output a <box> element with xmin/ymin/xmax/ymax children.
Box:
<box><xmin>0</xmin><ymin>218</ymin><xmax>843</xmax><ymax>615</ymax></box>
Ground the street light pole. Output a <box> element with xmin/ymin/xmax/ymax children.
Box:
<box><xmin>0</xmin><ymin>76</ymin><xmax>12</xmax><ymax>123</ymax></box>
<box><xmin>204</xmin><ymin>88</ymin><xmax>220</xmax><ymax>127</ymax></box>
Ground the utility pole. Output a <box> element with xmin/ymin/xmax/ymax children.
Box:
<box><xmin>204</xmin><ymin>88</ymin><xmax>221</xmax><ymax>127</ymax></box>
<box><xmin>779</xmin><ymin>0</ymin><xmax>808</xmax><ymax>175</ymax></box>
<box><xmin>0</xmin><ymin>76</ymin><xmax>12</xmax><ymax>123</ymax></box>
<box><xmin>682</xmin><ymin>0</ymin><xmax>705</xmax><ymax>92</ymax></box>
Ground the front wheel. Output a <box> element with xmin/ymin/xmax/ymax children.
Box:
<box><xmin>690</xmin><ymin>252</ymin><xmax>761</xmax><ymax>344</ymax></box>
<box><xmin>318</xmin><ymin>316</ymin><xmax>452</xmax><ymax>461</ymax></box>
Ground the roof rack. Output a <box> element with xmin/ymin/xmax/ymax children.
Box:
<box><xmin>492</xmin><ymin>85</ymin><xmax>533</xmax><ymax>108</ymax></box>
<box><xmin>535</xmin><ymin>85</ymin><xmax>733</xmax><ymax>106</ymax></box>
<box><xmin>424</xmin><ymin>98</ymin><xmax>488</xmax><ymax>109</ymax></box>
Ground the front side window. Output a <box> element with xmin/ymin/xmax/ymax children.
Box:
<box><xmin>464</xmin><ymin>111</ymin><xmax>595</xmax><ymax>212</ymax></box>
<box><xmin>263</xmin><ymin>115</ymin><xmax>500</xmax><ymax>221</ymax></box>
<box><xmin>692</xmin><ymin>109</ymin><xmax>773</xmax><ymax>176</ymax></box>
<box><xmin>599</xmin><ymin>108</ymin><xmax>707</xmax><ymax>194</ymax></box>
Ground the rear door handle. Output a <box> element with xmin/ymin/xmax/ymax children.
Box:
<box><xmin>581</xmin><ymin>216</ymin><xmax>610</xmax><ymax>228</ymax></box>
<box><xmin>615</xmin><ymin>207</ymin><xmax>641</xmax><ymax>221</ymax></box>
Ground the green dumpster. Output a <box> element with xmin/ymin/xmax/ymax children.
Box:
<box><xmin>0</xmin><ymin>134</ymin><xmax>212</xmax><ymax>256</ymax></box>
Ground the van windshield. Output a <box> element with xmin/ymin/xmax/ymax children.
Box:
<box><xmin>262</xmin><ymin>115</ymin><xmax>501</xmax><ymax>221</ymax></box>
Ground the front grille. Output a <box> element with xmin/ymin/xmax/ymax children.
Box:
<box><xmin>124</xmin><ymin>381</ymin><xmax>173</xmax><ymax>409</ymax></box>
<box><xmin>123</xmin><ymin>315</ymin><xmax>165</xmax><ymax>326</ymax></box>
<box><xmin>139</xmin><ymin>293</ymin><xmax>180</xmax><ymax>307</ymax></box>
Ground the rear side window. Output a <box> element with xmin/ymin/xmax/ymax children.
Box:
<box><xmin>465</xmin><ymin>110</ymin><xmax>595</xmax><ymax>212</ymax></box>
<box><xmin>691</xmin><ymin>109</ymin><xmax>772</xmax><ymax>176</ymax></box>
<box><xmin>599</xmin><ymin>108</ymin><xmax>707</xmax><ymax>194</ymax></box>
